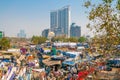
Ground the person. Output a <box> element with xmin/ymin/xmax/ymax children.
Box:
<box><xmin>27</xmin><ymin>67</ymin><xmax>33</xmax><ymax>80</ymax></box>
<box><xmin>37</xmin><ymin>52</ymin><xmax>43</xmax><ymax>68</ymax></box>
<box><xmin>39</xmin><ymin>47</ymin><xmax>44</xmax><ymax>53</ymax></box>
<box><xmin>45</xmin><ymin>66</ymin><xmax>51</xmax><ymax>76</ymax></box>
<box><xmin>71</xmin><ymin>67</ymin><xmax>77</xmax><ymax>74</ymax></box>
<box><xmin>20</xmin><ymin>59</ymin><xmax>25</xmax><ymax>66</ymax></box>
<box><xmin>11</xmin><ymin>56</ymin><xmax>14</xmax><ymax>63</ymax></box>
<box><xmin>20</xmin><ymin>47</ymin><xmax>27</xmax><ymax>55</ymax></box>
<box><xmin>51</xmin><ymin>46</ymin><xmax>57</xmax><ymax>55</ymax></box>
<box><xmin>80</xmin><ymin>53</ymin><xmax>83</xmax><ymax>59</ymax></box>
<box><xmin>67</xmin><ymin>72</ymin><xmax>72</xmax><ymax>80</ymax></box>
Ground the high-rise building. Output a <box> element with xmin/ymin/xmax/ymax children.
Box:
<box><xmin>17</xmin><ymin>30</ymin><xmax>26</xmax><ymax>38</ymax></box>
<box><xmin>50</xmin><ymin>6</ymin><xmax>70</xmax><ymax>37</ymax></box>
<box><xmin>42</xmin><ymin>29</ymin><xmax>50</xmax><ymax>38</ymax></box>
<box><xmin>50</xmin><ymin>11</ymin><xmax>58</xmax><ymax>32</ymax></box>
<box><xmin>70</xmin><ymin>23</ymin><xmax>81</xmax><ymax>38</ymax></box>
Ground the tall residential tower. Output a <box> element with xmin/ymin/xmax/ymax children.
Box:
<box><xmin>50</xmin><ymin>6</ymin><xmax>70</xmax><ymax>37</ymax></box>
<box><xmin>70</xmin><ymin>23</ymin><xmax>81</xmax><ymax>38</ymax></box>
<box><xmin>42</xmin><ymin>29</ymin><xmax>50</xmax><ymax>38</ymax></box>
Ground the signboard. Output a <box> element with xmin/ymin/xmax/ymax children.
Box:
<box><xmin>0</xmin><ymin>31</ymin><xmax>3</xmax><ymax>38</ymax></box>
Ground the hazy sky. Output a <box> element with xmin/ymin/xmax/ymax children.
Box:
<box><xmin>0</xmin><ymin>0</ymin><xmax>101</xmax><ymax>38</ymax></box>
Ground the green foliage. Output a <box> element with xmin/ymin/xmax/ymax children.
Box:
<box><xmin>85</xmin><ymin>0</ymin><xmax>120</xmax><ymax>55</ymax></box>
<box><xmin>51</xmin><ymin>36</ymin><xmax>67</xmax><ymax>42</ymax></box>
<box><xmin>78</xmin><ymin>37</ymin><xmax>86</xmax><ymax>43</ymax></box>
<box><xmin>51</xmin><ymin>36</ymin><xmax>65</xmax><ymax>42</ymax></box>
<box><xmin>68</xmin><ymin>37</ymin><xmax>78</xmax><ymax>42</ymax></box>
<box><xmin>31</xmin><ymin>36</ymin><xmax>47</xmax><ymax>44</ymax></box>
<box><xmin>0</xmin><ymin>37</ymin><xmax>10</xmax><ymax>50</ymax></box>
<box><xmin>117</xmin><ymin>0</ymin><xmax>120</xmax><ymax>10</ymax></box>
<box><xmin>84</xmin><ymin>1</ymin><xmax>91</xmax><ymax>8</ymax></box>
<box><xmin>103</xmin><ymin>0</ymin><xmax>113</xmax><ymax>3</ymax></box>
<box><xmin>51</xmin><ymin>36</ymin><xmax>79</xmax><ymax>42</ymax></box>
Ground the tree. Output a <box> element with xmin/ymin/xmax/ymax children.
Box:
<box><xmin>31</xmin><ymin>36</ymin><xmax>47</xmax><ymax>44</ymax></box>
<box><xmin>51</xmin><ymin>36</ymin><xmax>70</xmax><ymax>42</ymax></box>
<box><xmin>51</xmin><ymin>36</ymin><xmax>66</xmax><ymax>42</ymax></box>
<box><xmin>38</xmin><ymin>36</ymin><xmax>47</xmax><ymax>44</ymax></box>
<box><xmin>78</xmin><ymin>37</ymin><xmax>86</xmax><ymax>43</ymax></box>
<box><xmin>85</xmin><ymin>0</ymin><xmax>120</xmax><ymax>56</ymax></box>
<box><xmin>68</xmin><ymin>37</ymin><xmax>78</xmax><ymax>42</ymax></box>
<box><xmin>31</xmin><ymin>36</ymin><xmax>39</xmax><ymax>44</ymax></box>
<box><xmin>0</xmin><ymin>37</ymin><xmax>10</xmax><ymax>50</ymax></box>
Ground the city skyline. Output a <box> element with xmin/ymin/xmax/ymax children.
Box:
<box><xmin>17</xmin><ymin>30</ymin><xmax>26</xmax><ymax>38</ymax></box>
<box><xmin>0</xmin><ymin>0</ymin><xmax>102</xmax><ymax>38</ymax></box>
<box><xmin>50</xmin><ymin>6</ymin><xmax>70</xmax><ymax>37</ymax></box>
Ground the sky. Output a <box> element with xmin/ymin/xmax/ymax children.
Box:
<box><xmin>0</xmin><ymin>0</ymin><xmax>100</xmax><ymax>38</ymax></box>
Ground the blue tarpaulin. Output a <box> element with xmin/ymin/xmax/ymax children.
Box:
<box><xmin>62</xmin><ymin>52</ymin><xmax>76</xmax><ymax>58</ymax></box>
<box><xmin>62</xmin><ymin>61</ymin><xmax>75</xmax><ymax>66</ymax></box>
<box><xmin>2</xmin><ymin>59</ymin><xmax>10</xmax><ymax>62</ymax></box>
